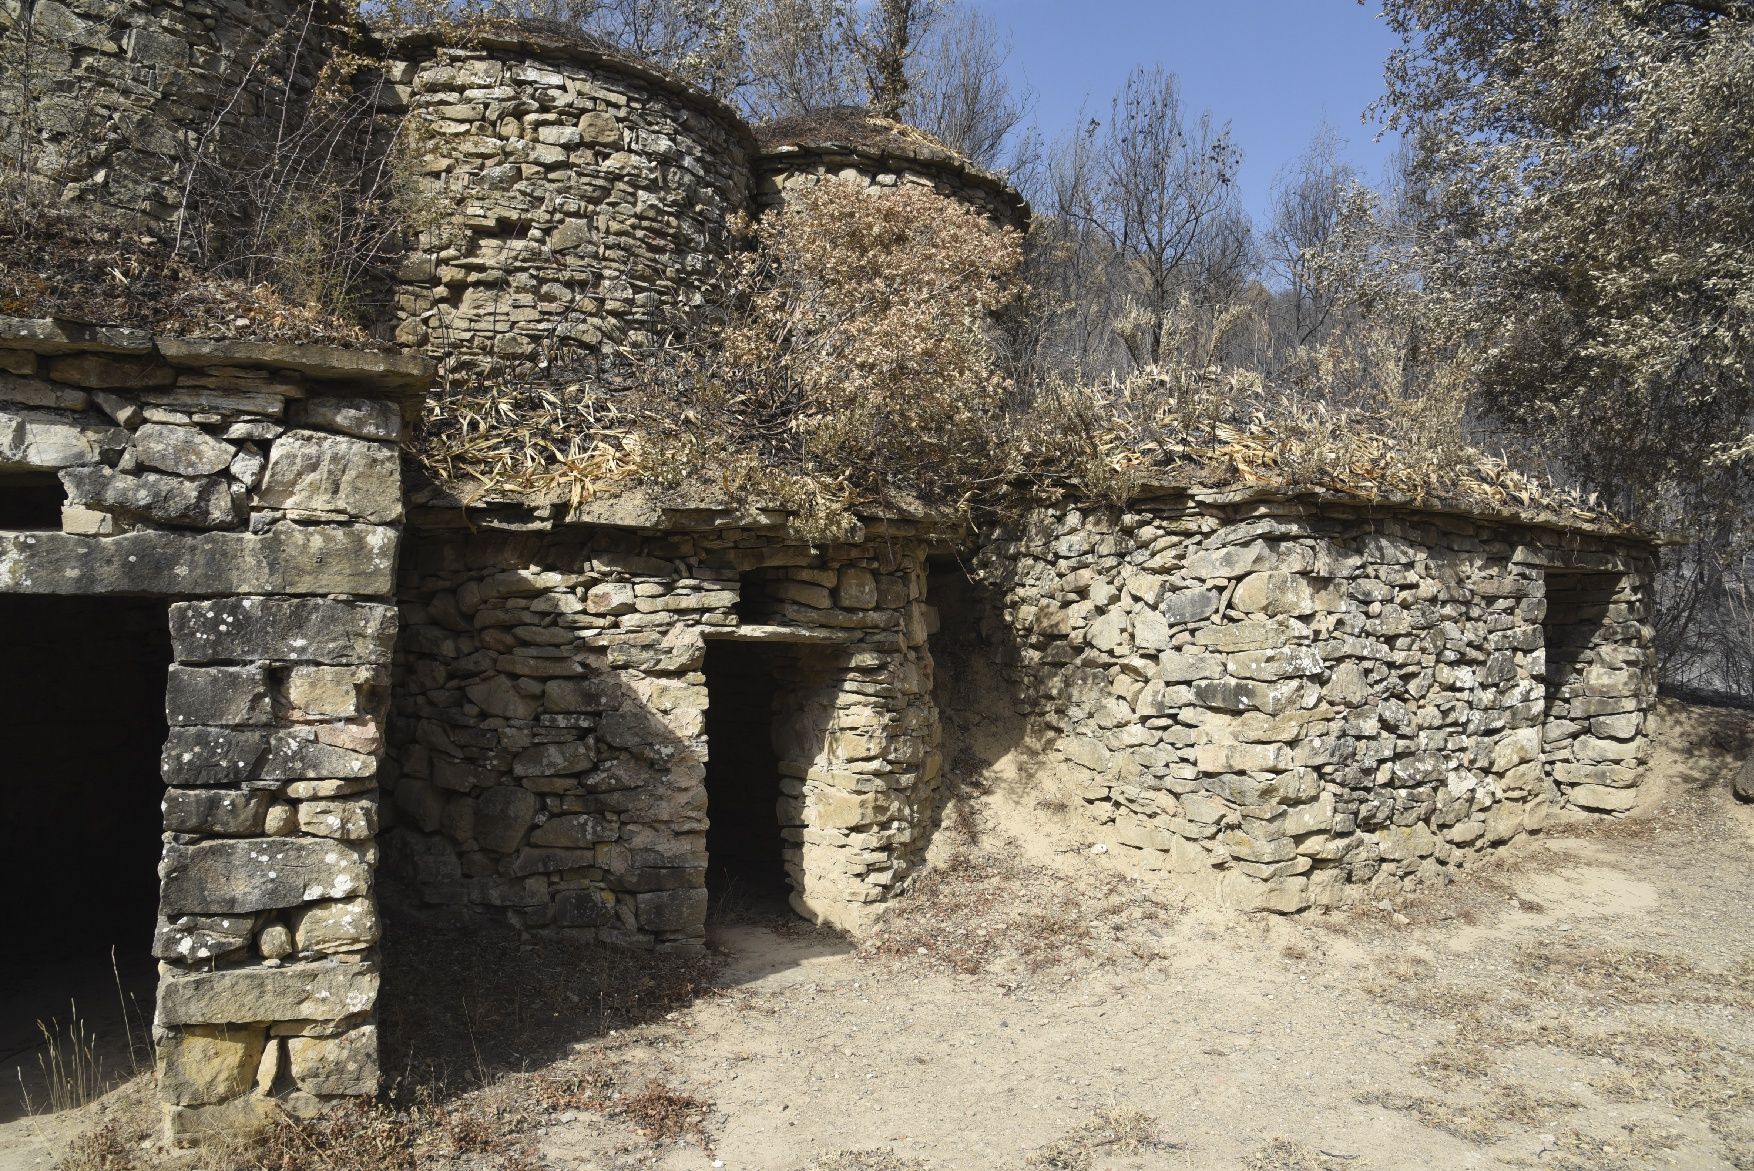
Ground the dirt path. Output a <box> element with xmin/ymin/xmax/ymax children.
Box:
<box><xmin>537</xmin><ymin>699</ymin><xmax>1754</xmax><ymax>1171</ymax></box>
<box><xmin>7</xmin><ymin>699</ymin><xmax>1752</xmax><ymax>1171</ymax></box>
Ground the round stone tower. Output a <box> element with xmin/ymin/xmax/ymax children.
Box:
<box><xmin>754</xmin><ymin>108</ymin><xmax>1030</xmax><ymax>232</ymax></box>
<box><xmin>383</xmin><ymin>28</ymin><xmax>756</xmax><ymax>375</ymax></box>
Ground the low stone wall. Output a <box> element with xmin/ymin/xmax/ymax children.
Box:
<box><xmin>965</xmin><ymin>491</ymin><xmax>1659</xmax><ymax>912</ymax></box>
<box><xmin>385</xmin><ymin>31</ymin><xmax>755</xmax><ymax>373</ymax></box>
<box><xmin>387</xmin><ymin>518</ymin><xmax>940</xmax><ymax>943</ymax></box>
<box><xmin>0</xmin><ymin>318</ymin><xmax>428</xmax><ymax>1139</ymax></box>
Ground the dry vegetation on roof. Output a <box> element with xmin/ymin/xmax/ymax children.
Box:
<box><xmin>756</xmin><ymin>106</ymin><xmax>967</xmax><ymax>161</ymax></box>
<box><xmin>412</xmin><ymin>177</ymin><xmax>1624</xmax><ymax>536</ymax></box>
<box><xmin>0</xmin><ymin>206</ymin><xmax>382</xmax><ymax>348</ymax></box>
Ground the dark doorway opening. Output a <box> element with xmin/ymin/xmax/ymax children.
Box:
<box><xmin>1543</xmin><ymin>573</ymin><xmax>1617</xmax><ymax>719</ymax></box>
<box><xmin>1</xmin><ymin>594</ymin><xmax>171</xmax><ymax>1119</ymax></box>
<box><xmin>703</xmin><ymin>640</ymin><xmax>793</xmax><ymax>923</ymax></box>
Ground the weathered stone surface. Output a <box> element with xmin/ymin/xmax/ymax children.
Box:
<box><xmin>164</xmin><ymin>789</ymin><xmax>273</xmax><ymax>836</ymax></box>
<box><xmin>1736</xmin><ymin>757</ymin><xmax>1754</xmax><ymax>804</ymax></box>
<box><xmin>258</xmin><ymin>430</ymin><xmax>402</xmax><ymax>523</ymax></box>
<box><xmin>635</xmin><ymin>888</ymin><xmax>708</xmax><ymax>932</ymax></box>
<box><xmin>0</xmin><ymin>407</ymin><xmax>109</xmax><ymax>468</ymax></box>
<box><xmin>475</xmin><ymin>787</ymin><xmax>540</xmax><ymax>852</ymax></box>
<box><xmin>463</xmin><ymin>674</ymin><xmax>539</xmax><ymax>720</ymax></box>
<box><xmin>156</xmin><ymin>963</ymin><xmax>378</xmax><ymax>1026</ymax></box>
<box><xmin>302</xmin><ymin>397</ymin><xmax>403</xmax><ymax>441</ymax></box>
<box><xmin>61</xmin><ymin>465</ymin><xmax>239</xmax><ymax>529</ymax></box>
<box><xmin>529</xmin><ymin>813</ymin><xmax>616</xmax><ymax>847</ymax></box>
<box><xmin>133</xmin><ymin>423</ymin><xmax>235</xmax><ymax>476</ymax></box>
<box><xmin>512</xmin><ymin>740</ymin><xmax>597</xmax><ymax>776</ymax></box>
<box><xmin>165</xmin><ymin>665</ymin><xmax>271</xmax><ymax>726</ymax></box>
<box><xmin>0</xmin><ymin>527</ymin><xmax>397</xmax><ymax>596</ymax></box>
<box><xmin>287</xmin><ymin>1027</ymin><xmax>378</xmax><ymax>1096</ymax></box>
<box><xmin>171</xmin><ymin>598</ymin><xmax>396</xmax><ymax>664</ymax></box>
<box><xmin>160</xmin><ymin>840</ymin><xmax>370</xmax><ymax>914</ymax></box>
<box><xmin>158</xmin><ymin>1025</ymin><xmax>267</xmax><ymax>1106</ymax></box>
<box><xmin>290</xmin><ymin>898</ymin><xmax>380</xmax><ymax>954</ymax></box>
<box><xmin>162</xmin><ymin>727</ymin><xmax>271</xmax><ymax>787</ymax></box>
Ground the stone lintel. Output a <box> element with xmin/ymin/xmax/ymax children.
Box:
<box><xmin>0</xmin><ymin>526</ymin><xmax>398</xmax><ymax>596</ymax></box>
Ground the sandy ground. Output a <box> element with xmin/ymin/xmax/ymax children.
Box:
<box><xmin>537</xmin><ymin>698</ymin><xmax>1754</xmax><ymax>1171</ymax></box>
<box><xmin>6</xmin><ymin>697</ymin><xmax>1752</xmax><ymax>1171</ymax></box>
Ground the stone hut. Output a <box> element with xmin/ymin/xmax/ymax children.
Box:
<box><xmin>955</xmin><ymin>489</ymin><xmax>1659</xmax><ymax>913</ymax></box>
<box><xmin>754</xmin><ymin>108</ymin><xmax>1031</xmax><ymax>230</ymax></box>
<box><xmin>0</xmin><ymin>0</ymin><xmax>1663</xmax><ymax>1145</ymax></box>
<box><xmin>384</xmin><ymin>27</ymin><xmax>757</xmax><ymax>370</ymax></box>
<box><xmin>0</xmin><ymin>318</ymin><xmax>426</xmax><ymax>1138</ymax></box>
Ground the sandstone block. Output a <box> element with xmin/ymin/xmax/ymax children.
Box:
<box><xmin>171</xmin><ymin>598</ymin><xmax>396</xmax><ymax>665</ymax></box>
<box><xmin>258</xmin><ymin>430</ymin><xmax>401</xmax><ymax>523</ymax></box>
<box><xmin>165</xmin><ymin>665</ymin><xmax>271</xmax><ymax>726</ymax></box>
<box><xmin>1569</xmin><ymin>783</ymin><xmax>1638</xmax><ymax>813</ymax></box>
<box><xmin>287</xmin><ymin>1026</ymin><xmax>378</xmax><ymax>1097</ymax></box>
<box><xmin>475</xmin><ymin>787</ymin><xmax>540</xmax><ymax>852</ymax></box>
<box><xmin>529</xmin><ymin>813</ymin><xmax>616</xmax><ymax>846</ymax></box>
<box><xmin>133</xmin><ymin>423</ymin><xmax>235</xmax><ymax>477</ymax></box>
<box><xmin>635</xmin><ymin>888</ymin><xmax>708</xmax><ymax>932</ymax></box>
<box><xmin>61</xmin><ymin>466</ymin><xmax>239</xmax><ymax>529</ymax></box>
<box><xmin>1232</xmin><ymin>571</ymin><xmax>1316</xmax><ymax>616</ymax></box>
<box><xmin>158</xmin><ymin>1024</ymin><xmax>267</xmax><ymax>1106</ymax></box>
<box><xmin>157</xmin><ymin>963</ymin><xmax>378</xmax><ymax>1026</ymax></box>
<box><xmin>0</xmin><ymin>408</ymin><xmax>107</xmax><ymax>469</ymax></box>
<box><xmin>160</xmin><ymin>840</ymin><xmax>371</xmax><ymax>915</ymax></box>
<box><xmin>164</xmin><ymin>789</ymin><xmax>273</xmax><ymax>836</ymax></box>
<box><xmin>514</xmin><ymin>740</ymin><xmax>598</xmax><ymax>776</ymax></box>
<box><xmin>302</xmin><ymin>397</ymin><xmax>402</xmax><ymax>442</ymax></box>
<box><xmin>291</xmin><ymin>898</ymin><xmax>380</xmax><ymax>954</ymax></box>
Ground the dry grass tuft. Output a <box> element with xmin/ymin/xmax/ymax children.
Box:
<box><xmin>1358</xmin><ymin>1082</ymin><xmax>1580</xmax><ymax>1147</ymax></box>
<box><xmin>1242</xmin><ymin>1138</ymin><xmax>1372</xmax><ymax>1171</ymax></box>
<box><xmin>0</xmin><ymin>203</ymin><xmax>379</xmax><ymax>347</ymax></box>
<box><xmin>802</xmin><ymin>1149</ymin><xmax>932</xmax><ymax>1171</ymax></box>
<box><xmin>1024</xmin><ymin>1109</ymin><xmax>1175</xmax><ymax>1170</ymax></box>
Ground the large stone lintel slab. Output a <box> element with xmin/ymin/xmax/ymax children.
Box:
<box><xmin>0</xmin><ymin>526</ymin><xmax>398</xmax><ymax>596</ymax></box>
<box><xmin>156</xmin><ymin>962</ymin><xmax>378</xmax><ymax>1026</ymax></box>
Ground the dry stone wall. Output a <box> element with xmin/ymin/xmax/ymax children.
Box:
<box><xmin>385</xmin><ymin>32</ymin><xmax>755</xmax><ymax>373</ymax></box>
<box><xmin>755</xmin><ymin>140</ymin><xmax>1030</xmax><ymax>231</ymax></box>
<box><xmin>0</xmin><ymin>0</ymin><xmax>351</xmax><ymax>231</ymax></box>
<box><xmin>0</xmin><ymin>317</ymin><xmax>427</xmax><ymax>1139</ymax></box>
<box><xmin>388</xmin><ymin>523</ymin><xmax>940</xmax><ymax>943</ymax></box>
<box><xmin>1542</xmin><ymin>570</ymin><xmax>1656</xmax><ymax>813</ymax></box>
<box><xmin>966</xmin><ymin>492</ymin><xmax>1659</xmax><ymax>913</ymax></box>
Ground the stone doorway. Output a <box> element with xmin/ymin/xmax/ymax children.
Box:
<box><xmin>1</xmin><ymin>594</ymin><xmax>171</xmax><ymax>1119</ymax></box>
<box><xmin>1542</xmin><ymin>571</ymin><xmax>1644</xmax><ymax>811</ymax></box>
<box><xmin>703</xmin><ymin>640</ymin><xmax>795</xmax><ymax>923</ymax></box>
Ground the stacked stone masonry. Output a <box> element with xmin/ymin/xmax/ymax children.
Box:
<box><xmin>754</xmin><ymin>139</ymin><xmax>1031</xmax><ymax>232</ymax></box>
<box><xmin>384</xmin><ymin>31</ymin><xmax>756</xmax><ymax>372</ymax></box>
<box><xmin>0</xmin><ymin>317</ymin><xmax>427</xmax><ymax>1140</ymax></box>
<box><xmin>0</xmin><ymin>0</ymin><xmax>352</xmax><ymax>230</ymax></box>
<box><xmin>967</xmin><ymin>495</ymin><xmax>1659</xmax><ymax>913</ymax></box>
<box><xmin>388</xmin><ymin>524</ymin><xmax>942</xmax><ymax>943</ymax></box>
<box><xmin>0</xmin><ymin>0</ymin><xmax>1669</xmax><ymax>1147</ymax></box>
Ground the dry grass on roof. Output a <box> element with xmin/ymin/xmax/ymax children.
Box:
<box><xmin>0</xmin><ymin>204</ymin><xmax>381</xmax><ymax>348</ymax></box>
<box><xmin>756</xmin><ymin>107</ymin><xmax>969</xmax><ymax>165</ymax></box>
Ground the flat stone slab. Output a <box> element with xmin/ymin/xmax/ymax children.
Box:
<box><xmin>0</xmin><ymin>526</ymin><xmax>397</xmax><ymax>596</ymax></box>
<box><xmin>156</xmin><ymin>962</ymin><xmax>378</xmax><ymax>1026</ymax></box>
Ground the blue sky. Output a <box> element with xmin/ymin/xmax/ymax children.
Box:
<box><xmin>977</xmin><ymin>1</ymin><xmax>1402</xmax><ymax>225</ymax></box>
